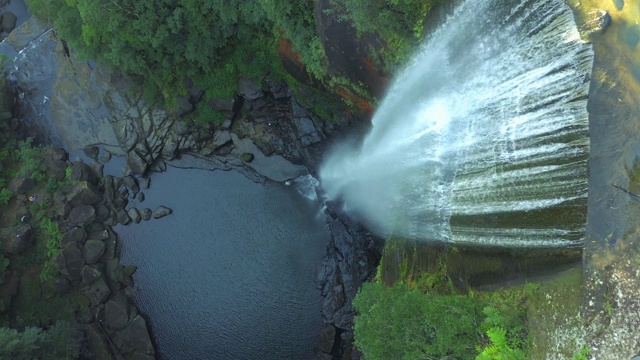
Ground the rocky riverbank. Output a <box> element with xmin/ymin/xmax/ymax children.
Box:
<box><xmin>2</xmin><ymin>13</ymin><xmax>386</xmax><ymax>359</ymax></box>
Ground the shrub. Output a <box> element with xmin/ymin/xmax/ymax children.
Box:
<box><xmin>0</xmin><ymin>320</ymin><xmax>81</xmax><ymax>360</ymax></box>
<box><xmin>16</xmin><ymin>138</ymin><xmax>47</xmax><ymax>182</ymax></box>
<box><xmin>353</xmin><ymin>281</ymin><xmax>483</xmax><ymax>359</ymax></box>
<box><xmin>0</xmin><ymin>187</ymin><xmax>12</xmax><ymax>205</ymax></box>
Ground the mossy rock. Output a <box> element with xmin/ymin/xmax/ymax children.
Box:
<box><xmin>239</xmin><ymin>152</ymin><xmax>254</xmax><ymax>163</ymax></box>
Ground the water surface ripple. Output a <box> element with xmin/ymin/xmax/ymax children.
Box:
<box><xmin>118</xmin><ymin>169</ymin><xmax>328</xmax><ymax>359</ymax></box>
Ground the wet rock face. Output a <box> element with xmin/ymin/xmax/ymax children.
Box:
<box><xmin>316</xmin><ymin>203</ymin><xmax>383</xmax><ymax>357</ymax></box>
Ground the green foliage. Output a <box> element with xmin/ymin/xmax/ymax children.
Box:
<box><xmin>0</xmin><ymin>187</ymin><xmax>12</xmax><ymax>205</ymax></box>
<box><xmin>39</xmin><ymin>218</ymin><xmax>63</xmax><ymax>282</ymax></box>
<box><xmin>0</xmin><ymin>321</ymin><xmax>81</xmax><ymax>360</ymax></box>
<box><xmin>476</xmin><ymin>326</ymin><xmax>526</xmax><ymax>360</ymax></box>
<box><xmin>571</xmin><ymin>346</ymin><xmax>591</xmax><ymax>360</ymax></box>
<box><xmin>64</xmin><ymin>166</ymin><xmax>72</xmax><ymax>182</ymax></box>
<box><xmin>44</xmin><ymin>177</ymin><xmax>59</xmax><ymax>195</ymax></box>
<box><xmin>26</xmin><ymin>0</ymin><xmax>328</xmax><ymax>105</ymax></box>
<box><xmin>353</xmin><ymin>271</ymin><xmax>540</xmax><ymax>359</ymax></box>
<box><xmin>16</xmin><ymin>138</ymin><xmax>47</xmax><ymax>183</ymax></box>
<box><xmin>330</xmin><ymin>0</ymin><xmax>440</xmax><ymax>71</ymax></box>
<box><xmin>353</xmin><ymin>281</ymin><xmax>483</xmax><ymax>359</ymax></box>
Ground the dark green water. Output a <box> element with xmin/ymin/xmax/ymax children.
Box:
<box><xmin>117</xmin><ymin>168</ymin><xmax>329</xmax><ymax>359</ymax></box>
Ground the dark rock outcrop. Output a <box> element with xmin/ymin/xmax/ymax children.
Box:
<box><xmin>67</xmin><ymin>205</ymin><xmax>96</xmax><ymax>226</ymax></box>
<box><xmin>66</xmin><ymin>181</ymin><xmax>102</xmax><ymax>206</ymax></box>
<box><xmin>59</xmin><ymin>243</ymin><xmax>85</xmax><ymax>281</ymax></box>
<box><xmin>61</xmin><ymin>227</ymin><xmax>86</xmax><ymax>246</ymax></box>
<box><xmin>139</xmin><ymin>208</ymin><xmax>152</xmax><ymax>221</ymax></box>
<box><xmin>152</xmin><ymin>206</ymin><xmax>172</xmax><ymax>219</ymax></box>
<box><xmin>83</xmin><ymin>240</ymin><xmax>106</xmax><ymax>265</ymax></box>
<box><xmin>83</xmin><ymin>145</ymin><xmax>100</xmax><ymax>160</ymax></box>
<box><xmin>128</xmin><ymin>208</ymin><xmax>141</xmax><ymax>224</ymax></box>
<box><xmin>316</xmin><ymin>204</ymin><xmax>383</xmax><ymax>357</ymax></box>
<box><xmin>105</xmin><ymin>295</ymin><xmax>129</xmax><ymax>330</ymax></box>
<box><xmin>112</xmin><ymin>315</ymin><xmax>155</xmax><ymax>357</ymax></box>
<box><xmin>4</xmin><ymin>224</ymin><xmax>35</xmax><ymax>254</ymax></box>
<box><xmin>0</xmin><ymin>12</ymin><xmax>17</xmax><ymax>33</ymax></box>
<box><xmin>8</xmin><ymin>175</ymin><xmax>36</xmax><ymax>194</ymax></box>
<box><xmin>86</xmin><ymin>276</ymin><xmax>111</xmax><ymax>305</ymax></box>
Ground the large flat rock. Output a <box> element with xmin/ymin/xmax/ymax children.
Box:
<box><xmin>231</xmin><ymin>133</ymin><xmax>307</xmax><ymax>182</ymax></box>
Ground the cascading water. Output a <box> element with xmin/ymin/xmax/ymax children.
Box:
<box><xmin>320</xmin><ymin>0</ymin><xmax>594</xmax><ymax>247</ymax></box>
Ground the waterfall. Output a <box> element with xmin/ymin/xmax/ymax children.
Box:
<box><xmin>320</xmin><ymin>0</ymin><xmax>593</xmax><ymax>247</ymax></box>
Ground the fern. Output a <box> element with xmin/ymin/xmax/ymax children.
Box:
<box><xmin>482</xmin><ymin>307</ymin><xmax>505</xmax><ymax>329</ymax></box>
<box><xmin>0</xmin><ymin>188</ymin><xmax>12</xmax><ymax>205</ymax></box>
<box><xmin>476</xmin><ymin>327</ymin><xmax>526</xmax><ymax>360</ymax></box>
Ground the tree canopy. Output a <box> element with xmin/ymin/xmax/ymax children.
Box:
<box><xmin>26</xmin><ymin>0</ymin><xmax>325</xmax><ymax>104</ymax></box>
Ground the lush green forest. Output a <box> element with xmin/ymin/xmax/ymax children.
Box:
<box><xmin>25</xmin><ymin>0</ymin><xmax>439</xmax><ymax>109</ymax></box>
<box><xmin>353</xmin><ymin>266</ymin><xmax>533</xmax><ymax>359</ymax></box>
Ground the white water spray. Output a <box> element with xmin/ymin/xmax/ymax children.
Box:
<box><xmin>320</xmin><ymin>0</ymin><xmax>593</xmax><ymax>247</ymax></box>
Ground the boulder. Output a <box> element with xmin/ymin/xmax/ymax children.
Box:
<box><xmin>67</xmin><ymin>205</ymin><xmax>96</xmax><ymax>226</ymax></box>
<box><xmin>96</xmin><ymin>204</ymin><xmax>111</xmax><ymax>221</ymax></box>
<box><xmin>208</xmin><ymin>97</ymin><xmax>235</xmax><ymax>113</ymax></box>
<box><xmin>61</xmin><ymin>227</ymin><xmax>86</xmax><ymax>246</ymax></box>
<box><xmin>47</xmin><ymin>159</ymin><xmax>69</xmax><ymax>180</ymax></box>
<box><xmin>113</xmin><ymin>315</ymin><xmax>154</xmax><ymax>355</ymax></box>
<box><xmin>83</xmin><ymin>146</ymin><xmax>100</xmax><ymax>160</ymax></box>
<box><xmin>104</xmin><ymin>292</ymin><xmax>129</xmax><ymax>330</ymax></box>
<box><xmin>90</xmin><ymin>161</ymin><xmax>104</xmax><ymax>179</ymax></box>
<box><xmin>66</xmin><ymin>181</ymin><xmax>101</xmax><ymax>206</ymax></box>
<box><xmin>128</xmin><ymin>208</ymin><xmax>141</xmax><ymax>224</ymax></box>
<box><xmin>100</xmin><ymin>151</ymin><xmax>112</xmax><ymax>163</ymax></box>
<box><xmin>213</xmin><ymin>130</ymin><xmax>232</xmax><ymax>149</ymax></box>
<box><xmin>61</xmin><ymin>243</ymin><xmax>85</xmax><ymax>281</ymax></box>
<box><xmin>88</xmin><ymin>229</ymin><xmax>109</xmax><ymax>241</ymax></box>
<box><xmin>4</xmin><ymin>225</ymin><xmax>34</xmax><ymax>254</ymax></box>
<box><xmin>238</xmin><ymin>77</ymin><xmax>263</xmax><ymax>100</ymax></box>
<box><xmin>116</xmin><ymin>209</ymin><xmax>131</xmax><ymax>225</ymax></box>
<box><xmin>139</xmin><ymin>177</ymin><xmax>151</xmax><ymax>189</ymax></box>
<box><xmin>152</xmin><ymin>206</ymin><xmax>172</xmax><ymax>219</ymax></box>
<box><xmin>231</xmin><ymin>133</ymin><xmax>308</xmax><ymax>181</ymax></box>
<box><xmin>139</xmin><ymin>208</ymin><xmax>152</xmax><ymax>221</ymax></box>
<box><xmin>318</xmin><ymin>324</ymin><xmax>336</xmax><ymax>355</ymax></box>
<box><xmin>80</xmin><ymin>265</ymin><xmax>102</xmax><ymax>287</ymax></box>
<box><xmin>0</xmin><ymin>12</ymin><xmax>17</xmax><ymax>33</ymax></box>
<box><xmin>86</xmin><ymin>276</ymin><xmax>111</xmax><ymax>305</ymax></box>
<box><xmin>114</xmin><ymin>118</ymin><xmax>140</xmax><ymax>152</ymax></box>
<box><xmin>83</xmin><ymin>240</ymin><xmax>106</xmax><ymax>264</ymax></box>
<box><xmin>101</xmin><ymin>235</ymin><xmax>117</xmax><ymax>261</ymax></box>
<box><xmin>52</xmin><ymin>277</ymin><xmax>72</xmax><ymax>295</ymax></box>
<box><xmin>49</xmin><ymin>146</ymin><xmax>68</xmax><ymax>161</ymax></box>
<box><xmin>122</xmin><ymin>176</ymin><xmax>140</xmax><ymax>196</ymax></box>
<box><xmin>137</xmin><ymin>192</ymin><xmax>145</xmax><ymax>202</ymax></box>
<box><xmin>126</xmin><ymin>151</ymin><xmax>149</xmax><ymax>175</ymax></box>
<box><xmin>8</xmin><ymin>175</ymin><xmax>36</xmax><ymax>194</ymax></box>
<box><xmin>294</xmin><ymin>117</ymin><xmax>322</xmax><ymax>147</ymax></box>
<box><xmin>239</xmin><ymin>152</ymin><xmax>254</xmax><ymax>163</ymax></box>
<box><xmin>71</xmin><ymin>161</ymin><xmax>100</xmax><ymax>185</ymax></box>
